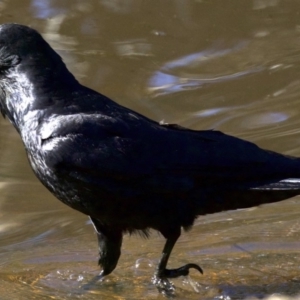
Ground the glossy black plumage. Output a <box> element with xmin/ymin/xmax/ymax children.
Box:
<box><xmin>1</xmin><ymin>23</ymin><xmax>300</xmax><ymax>287</ymax></box>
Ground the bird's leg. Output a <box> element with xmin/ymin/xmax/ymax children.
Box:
<box><xmin>155</xmin><ymin>228</ymin><xmax>203</xmax><ymax>280</ymax></box>
<box><xmin>90</xmin><ymin>217</ymin><xmax>123</xmax><ymax>278</ymax></box>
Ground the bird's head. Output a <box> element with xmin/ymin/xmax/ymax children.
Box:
<box><xmin>0</xmin><ymin>23</ymin><xmax>77</xmax><ymax>129</ymax></box>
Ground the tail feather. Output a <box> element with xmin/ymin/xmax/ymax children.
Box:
<box><xmin>198</xmin><ymin>178</ymin><xmax>300</xmax><ymax>215</ymax></box>
<box><xmin>251</xmin><ymin>178</ymin><xmax>300</xmax><ymax>191</ymax></box>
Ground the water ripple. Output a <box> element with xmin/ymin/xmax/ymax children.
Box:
<box><xmin>148</xmin><ymin>42</ymin><xmax>264</xmax><ymax>96</ymax></box>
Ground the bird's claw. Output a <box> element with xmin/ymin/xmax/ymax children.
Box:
<box><xmin>156</xmin><ymin>263</ymin><xmax>203</xmax><ymax>279</ymax></box>
<box><xmin>152</xmin><ymin>264</ymin><xmax>202</xmax><ymax>295</ymax></box>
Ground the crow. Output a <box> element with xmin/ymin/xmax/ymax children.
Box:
<box><xmin>0</xmin><ymin>23</ymin><xmax>300</xmax><ymax>288</ymax></box>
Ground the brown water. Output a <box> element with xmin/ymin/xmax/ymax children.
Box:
<box><xmin>1</xmin><ymin>0</ymin><xmax>300</xmax><ymax>299</ymax></box>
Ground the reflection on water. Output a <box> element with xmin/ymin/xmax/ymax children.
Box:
<box><xmin>148</xmin><ymin>42</ymin><xmax>264</xmax><ymax>96</ymax></box>
<box><xmin>31</xmin><ymin>0</ymin><xmax>67</xmax><ymax>18</ymax></box>
<box><xmin>114</xmin><ymin>39</ymin><xmax>153</xmax><ymax>57</ymax></box>
<box><xmin>1</xmin><ymin>0</ymin><xmax>300</xmax><ymax>299</ymax></box>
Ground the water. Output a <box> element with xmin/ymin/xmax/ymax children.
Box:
<box><xmin>1</xmin><ymin>0</ymin><xmax>300</xmax><ymax>299</ymax></box>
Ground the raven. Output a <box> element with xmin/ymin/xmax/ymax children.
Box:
<box><xmin>0</xmin><ymin>23</ymin><xmax>300</xmax><ymax>287</ymax></box>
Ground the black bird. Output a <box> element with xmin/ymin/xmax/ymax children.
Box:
<box><xmin>1</xmin><ymin>23</ymin><xmax>300</xmax><ymax>287</ymax></box>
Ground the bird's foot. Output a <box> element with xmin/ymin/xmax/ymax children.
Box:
<box><xmin>156</xmin><ymin>263</ymin><xmax>203</xmax><ymax>279</ymax></box>
<box><xmin>80</xmin><ymin>271</ymin><xmax>106</xmax><ymax>291</ymax></box>
<box><xmin>152</xmin><ymin>275</ymin><xmax>176</xmax><ymax>296</ymax></box>
<box><xmin>152</xmin><ymin>263</ymin><xmax>203</xmax><ymax>295</ymax></box>
<box><xmin>97</xmin><ymin>269</ymin><xmax>107</xmax><ymax>280</ymax></box>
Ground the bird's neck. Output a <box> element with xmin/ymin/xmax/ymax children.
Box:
<box><xmin>1</xmin><ymin>67</ymin><xmax>79</xmax><ymax>133</ymax></box>
<box><xmin>0</xmin><ymin>71</ymin><xmax>33</xmax><ymax>132</ymax></box>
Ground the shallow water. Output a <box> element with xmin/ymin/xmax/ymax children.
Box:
<box><xmin>1</xmin><ymin>0</ymin><xmax>300</xmax><ymax>299</ymax></box>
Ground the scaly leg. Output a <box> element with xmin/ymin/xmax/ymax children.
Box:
<box><xmin>155</xmin><ymin>228</ymin><xmax>203</xmax><ymax>279</ymax></box>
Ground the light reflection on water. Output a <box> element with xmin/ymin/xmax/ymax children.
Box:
<box><xmin>148</xmin><ymin>42</ymin><xmax>264</xmax><ymax>96</ymax></box>
<box><xmin>1</xmin><ymin>0</ymin><xmax>300</xmax><ymax>299</ymax></box>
